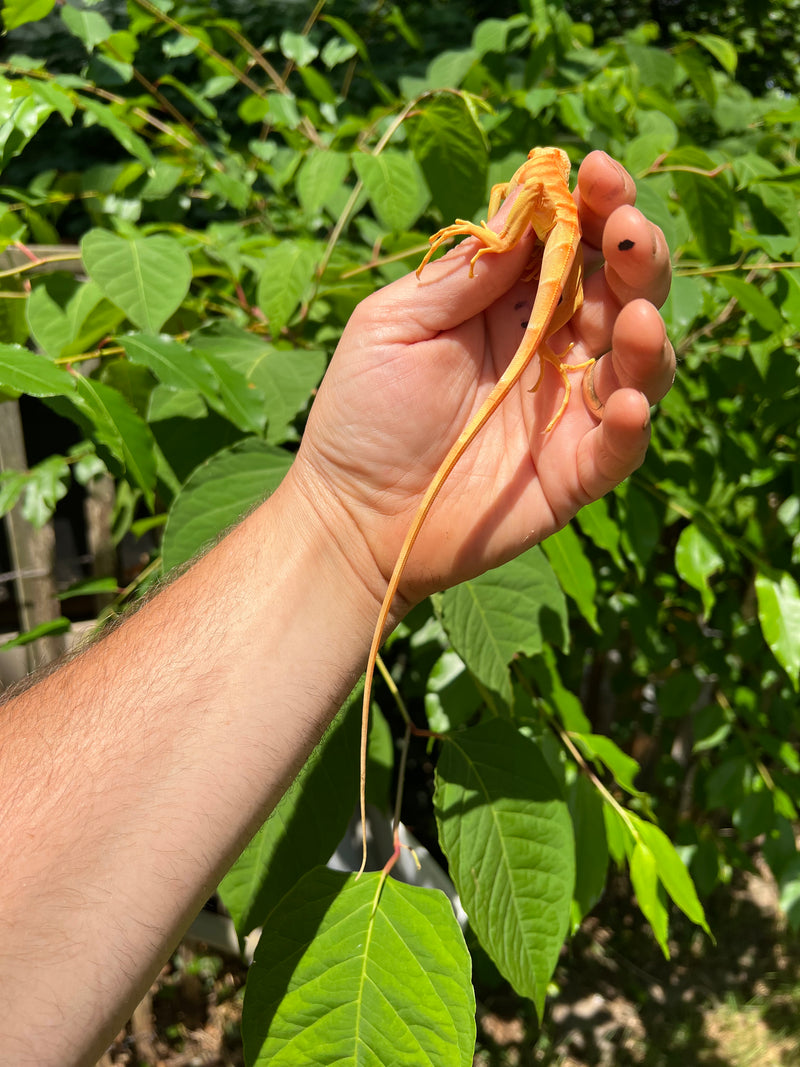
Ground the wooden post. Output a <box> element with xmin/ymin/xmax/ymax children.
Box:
<box><xmin>0</xmin><ymin>400</ymin><xmax>66</xmax><ymax>672</ymax></box>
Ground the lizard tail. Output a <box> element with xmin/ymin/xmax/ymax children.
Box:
<box><xmin>357</xmin><ymin>214</ymin><xmax>580</xmax><ymax>877</ymax></box>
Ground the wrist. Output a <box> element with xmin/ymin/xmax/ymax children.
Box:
<box><xmin>278</xmin><ymin>457</ymin><xmax>412</xmax><ymax>642</ymax></box>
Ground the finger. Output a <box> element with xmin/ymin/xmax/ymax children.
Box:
<box><xmin>575</xmin><ymin>151</ymin><xmax>637</xmax><ymax>250</ymax></box>
<box><xmin>576</xmin><ymin>387</ymin><xmax>651</xmax><ymax>502</ymax></box>
<box><xmin>586</xmin><ymin>299</ymin><xmax>675</xmax><ymax>412</ymax></box>
<box><xmin>602</xmin><ymin>205</ymin><xmax>672</xmax><ymax>308</ymax></box>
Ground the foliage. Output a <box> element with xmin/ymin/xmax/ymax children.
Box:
<box><xmin>564</xmin><ymin>0</ymin><xmax>800</xmax><ymax>96</ymax></box>
<box><xmin>1</xmin><ymin>0</ymin><xmax>798</xmax><ymax>1059</ymax></box>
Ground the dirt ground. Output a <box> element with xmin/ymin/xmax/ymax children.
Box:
<box><xmin>99</xmin><ymin>864</ymin><xmax>800</xmax><ymax>1067</ymax></box>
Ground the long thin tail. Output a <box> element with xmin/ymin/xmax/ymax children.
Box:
<box><xmin>357</xmin><ymin>217</ymin><xmax>579</xmax><ymax>876</ymax></box>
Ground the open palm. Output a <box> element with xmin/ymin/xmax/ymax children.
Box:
<box><xmin>293</xmin><ymin>151</ymin><xmax>674</xmax><ymax>611</ymax></box>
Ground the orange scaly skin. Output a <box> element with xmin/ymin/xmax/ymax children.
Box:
<box><xmin>358</xmin><ymin>147</ymin><xmax>592</xmax><ymax>875</ymax></box>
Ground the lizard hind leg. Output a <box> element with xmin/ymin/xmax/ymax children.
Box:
<box><xmin>530</xmin><ymin>340</ymin><xmax>596</xmax><ymax>432</ymax></box>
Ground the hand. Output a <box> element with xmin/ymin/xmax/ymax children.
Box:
<box><xmin>291</xmin><ymin>150</ymin><xmax>674</xmax><ymax>614</ymax></box>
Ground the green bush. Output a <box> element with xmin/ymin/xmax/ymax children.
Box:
<box><xmin>1</xmin><ymin>0</ymin><xmax>798</xmax><ymax>1060</ymax></box>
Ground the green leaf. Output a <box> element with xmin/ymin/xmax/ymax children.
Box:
<box><xmin>0</xmin><ymin>471</ymin><xmax>27</xmax><ymax>517</ymax></box>
<box><xmin>321</xmin><ymin>36</ymin><xmax>357</xmax><ymax>68</ymax></box>
<box><xmin>669</xmin><ymin>148</ymin><xmax>734</xmax><ymax>264</ymax></box>
<box><xmin>320</xmin><ymin>15</ymin><xmax>368</xmax><ymax>62</ymax></box>
<box><xmin>542</xmin><ymin>523</ymin><xmax>599</xmax><ymax>630</ymax></box>
<box><xmin>161</xmin><ymin>438</ymin><xmax>292</xmax><ymax>571</ymax></box>
<box><xmin>193</xmin><ymin>323</ymin><xmax>326</xmax><ymax>444</ymax></box>
<box><xmin>409</xmin><ymin>94</ymin><xmax>488</xmax><ymax>221</ymax></box>
<box><xmin>296</xmin><ymin>150</ymin><xmax>351</xmax><ymax>216</ymax></box>
<box><xmin>424</xmin><ymin>49</ymin><xmax>476</xmax><ymax>89</ymax></box>
<box><xmin>279</xmin><ymin>29</ymin><xmax>318</xmax><ymax>68</ymax></box>
<box><xmin>26</xmin><ymin>275</ymin><xmax>113</xmax><ymax>359</ymax></box>
<box><xmin>675</xmin><ymin>523</ymin><xmax>724</xmax><ymax>619</ymax></box>
<box><xmin>424</xmin><ymin>650</ymin><xmax>482</xmax><ymax>734</ymax></box>
<box><xmin>626</xmin><ymin>43</ymin><xmax>678</xmax><ymax>89</ymax></box>
<box><xmin>0</xmin><ymin>616</ymin><xmax>70</xmax><ymax>651</ymax></box>
<box><xmin>122</xmin><ymin>333</ymin><xmax>219</xmax><ymax>396</ymax></box>
<box><xmin>61</xmin><ymin>4</ymin><xmax>112</xmax><ymax>50</ymax></box>
<box><xmin>0</xmin><ymin>94</ymin><xmax>60</xmax><ymax>168</ymax></box>
<box><xmin>435</xmin><ymin>718</ymin><xmax>574</xmax><ymax>1017</ymax></box>
<box><xmin>635</xmin><ymin>816</ymin><xmax>711</xmax><ymax>934</ymax></box>
<box><xmin>691</xmin><ymin>32</ymin><xmax>737</xmax><ymax>75</ymax></box>
<box><xmin>719</xmin><ymin>275</ymin><xmax>785</xmax><ymax>335</ymax></box>
<box><xmin>243</xmin><ymin>867</ymin><xmax>475</xmax><ymax>1066</ymax></box>
<box><xmin>629</xmin><ymin>837</ymin><xmax>669</xmax><ymax>956</ymax></box>
<box><xmin>568</xmin><ymin>773</ymin><xmax>608</xmax><ymax>929</ymax></box>
<box><xmin>22</xmin><ymin>455</ymin><xmax>69</xmax><ymax>528</ymax></box>
<box><xmin>353</xmin><ymin>149</ymin><xmax>429</xmax><ymax>233</ymax></box>
<box><xmin>473</xmin><ymin>18</ymin><xmax>513</xmax><ymax>57</ymax></box>
<box><xmin>219</xmin><ymin>685</ymin><xmax>362</xmax><ymax>939</ymax></box>
<box><xmin>0</xmin><ymin>344</ymin><xmax>76</xmax><ymax>397</ymax></box>
<box><xmin>197</xmin><ymin>349</ymin><xmax>266</xmax><ymax>435</ymax></box>
<box><xmin>58</xmin><ymin>576</ymin><xmax>119</xmax><ymax>600</ymax></box>
<box><xmin>81</xmin><ymin>230</ymin><xmax>192</xmax><ymax>332</ymax></box>
<box><xmin>54</xmin><ymin>376</ymin><xmax>157</xmax><ymax>508</ymax></box>
<box><xmin>2</xmin><ymin>0</ymin><xmax>55</xmax><ymax>30</ymax></box>
<box><xmin>256</xmin><ymin>241</ymin><xmax>317</xmax><ymax>334</ymax></box>
<box><xmin>27</xmin><ymin>79</ymin><xmax>76</xmax><ymax>125</ymax></box>
<box><xmin>442</xmin><ymin>547</ymin><xmax>568</xmax><ymax>704</ymax></box>
<box><xmin>755</xmin><ymin>571</ymin><xmax>800</xmax><ymax>688</ymax></box>
<box><xmin>572</xmin><ymin>733</ymin><xmax>643</xmax><ymax>796</ymax></box>
<box><xmin>528</xmin><ymin>646</ymin><xmax>591</xmax><ymax>733</ymax></box>
<box><xmin>575</xmin><ymin>497</ymin><xmax>624</xmax><ymax>568</ymax></box>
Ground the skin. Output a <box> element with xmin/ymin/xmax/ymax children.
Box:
<box><xmin>0</xmin><ymin>151</ymin><xmax>673</xmax><ymax>1066</ymax></box>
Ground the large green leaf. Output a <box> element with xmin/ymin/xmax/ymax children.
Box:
<box><xmin>124</xmin><ymin>332</ymin><xmax>267</xmax><ymax>434</ymax></box>
<box><xmin>409</xmin><ymin>93</ymin><xmax>488</xmax><ymax>220</ymax></box>
<box><xmin>296</xmin><ymin>149</ymin><xmax>350</xmax><ymax>216</ymax></box>
<box><xmin>669</xmin><ymin>147</ymin><xmax>735</xmax><ymax>264</ymax></box>
<box><xmin>218</xmin><ymin>685</ymin><xmax>362</xmax><ymax>939</ymax></box>
<box><xmin>755</xmin><ymin>571</ymin><xmax>800</xmax><ymax>689</ymax></box>
<box><xmin>0</xmin><ymin>344</ymin><xmax>76</xmax><ymax>397</ymax></box>
<box><xmin>256</xmin><ymin>242</ymin><xmax>317</xmax><ymax>334</ymax></box>
<box><xmin>161</xmin><ymin>438</ymin><xmax>292</xmax><ymax>571</ymax></box>
<box><xmin>122</xmin><ymin>333</ymin><xmax>219</xmax><ymax>396</ymax></box>
<box><xmin>434</xmin><ymin>718</ymin><xmax>574</xmax><ymax>1017</ymax></box>
<box><xmin>243</xmin><ymin>867</ymin><xmax>475</xmax><ymax>1066</ymax></box>
<box><xmin>353</xmin><ymin>149</ymin><xmax>429</xmax><ymax>233</ymax></box>
<box><xmin>191</xmin><ymin>323</ymin><xmax>326</xmax><ymax>444</ymax></box>
<box><xmin>47</xmin><ymin>376</ymin><xmax>157</xmax><ymax>507</ymax></box>
<box><xmin>442</xmin><ymin>547</ymin><xmax>568</xmax><ymax>704</ymax></box>
<box><xmin>81</xmin><ymin>230</ymin><xmax>192</xmax><ymax>332</ymax></box>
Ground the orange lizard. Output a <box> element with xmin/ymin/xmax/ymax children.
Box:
<box><xmin>358</xmin><ymin>146</ymin><xmax>594</xmax><ymax>875</ymax></box>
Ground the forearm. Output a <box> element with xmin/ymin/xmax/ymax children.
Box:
<box><xmin>0</xmin><ymin>472</ymin><xmax>377</xmax><ymax>1066</ymax></box>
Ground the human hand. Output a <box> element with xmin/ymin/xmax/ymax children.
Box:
<box><xmin>291</xmin><ymin>150</ymin><xmax>674</xmax><ymax>616</ymax></box>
